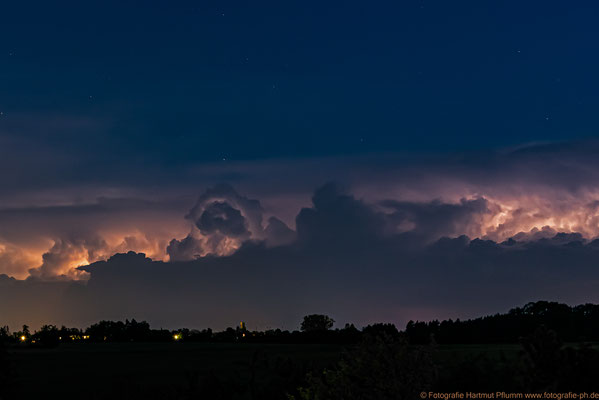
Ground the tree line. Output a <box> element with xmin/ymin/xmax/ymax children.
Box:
<box><xmin>405</xmin><ymin>300</ymin><xmax>599</xmax><ymax>344</ymax></box>
<box><xmin>2</xmin><ymin>301</ymin><xmax>599</xmax><ymax>348</ymax></box>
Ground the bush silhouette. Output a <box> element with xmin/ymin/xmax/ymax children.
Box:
<box><xmin>292</xmin><ymin>333</ymin><xmax>436</xmax><ymax>400</ymax></box>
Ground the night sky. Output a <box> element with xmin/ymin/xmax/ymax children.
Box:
<box><xmin>2</xmin><ymin>1</ymin><xmax>599</xmax><ymax>330</ymax></box>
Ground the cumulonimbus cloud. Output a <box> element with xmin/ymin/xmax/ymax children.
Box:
<box><xmin>6</xmin><ymin>141</ymin><xmax>599</xmax><ymax>280</ymax></box>
<box><xmin>2</xmin><ymin>181</ymin><xmax>599</xmax><ymax>331</ymax></box>
<box><xmin>167</xmin><ymin>184</ymin><xmax>295</xmax><ymax>261</ymax></box>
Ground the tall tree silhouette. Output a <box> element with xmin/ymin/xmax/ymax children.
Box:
<box><xmin>300</xmin><ymin>315</ymin><xmax>335</xmax><ymax>332</ymax></box>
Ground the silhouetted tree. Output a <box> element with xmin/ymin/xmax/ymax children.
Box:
<box><xmin>400</xmin><ymin>301</ymin><xmax>599</xmax><ymax>344</ymax></box>
<box><xmin>405</xmin><ymin>320</ymin><xmax>432</xmax><ymax>344</ymax></box>
<box><xmin>33</xmin><ymin>325</ymin><xmax>60</xmax><ymax>347</ymax></box>
<box><xmin>58</xmin><ymin>326</ymin><xmax>82</xmax><ymax>342</ymax></box>
<box><xmin>85</xmin><ymin>319</ymin><xmax>153</xmax><ymax>342</ymax></box>
<box><xmin>362</xmin><ymin>323</ymin><xmax>400</xmax><ymax>340</ymax></box>
<box><xmin>0</xmin><ymin>327</ymin><xmax>9</xmax><ymax>344</ymax></box>
<box><xmin>337</xmin><ymin>323</ymin><xmax>361</xmax><ymax>344</ymax></box>
<box><xmin>300</xmin><ymin>315</ymin><xmax>335</xmax><ymax>332</ymax></box>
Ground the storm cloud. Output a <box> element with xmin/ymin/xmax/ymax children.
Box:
<box><xmin>2</xmin><ymin>179</ymin><xmax>599</xmax><ymax>330</ymax></box>
<box><xmin>5</xmin><ymin>141</ymin><xmax>599</xmax><ymax>282</ymax></box>
<box><xmin>167</xmin><ymin>184</ymin><xmax>295</xmax><ymax>261</ymax></box>
<box><xmin>3</xmin><ymin>142</ymin><xmax>599</xmax><ymax>329</ymax></box>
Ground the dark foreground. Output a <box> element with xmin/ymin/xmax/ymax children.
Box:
<box><xmin>5</xmin><ymin>300</ymin><xmax>599</xmax><ymax>399</ymax></box>
<box><xmin>5</xmin><ymin>342</ymin><xmax>344</xmax><ymax>399</ymax></box>
<box><xmin>5</xmin><ymin>338</ymin><xmax>596</xmax><ymax>400</ymax></box>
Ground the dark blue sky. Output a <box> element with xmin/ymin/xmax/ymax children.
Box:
<box><xmin>2</xmin><ymin>1</ymin><xmax>598</xmax><ymax>166</ymax></box>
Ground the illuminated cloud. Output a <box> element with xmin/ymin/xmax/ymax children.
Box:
<box><xmin>2</xmin><ymin>181</ymin><xmax>599</xmax><ymax>331</ymax></box>
<box><xmin>0</xmin><ymin>197</ymin><xmax>187</xmax><ymax>279</ymax></box>
<box><xmin>0</xmin><ymin>244</ymin><xmax>38</xmax><ymax>278</ymax></box>
<box><xmin>5</xmin><ymin>142</ymin><xmax>599</xmax><ymax>281</ymax></box>
<box><xmin>167</xmin><ymin>184</ymin><xmax>294</xmax><ymax>261</ymax></box>
<box><xmin>28</xmin><ymin>237</ymin><xmax>103</xmax><ymax>280</ymax></box>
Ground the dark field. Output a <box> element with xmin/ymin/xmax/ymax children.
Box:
<box><xmin>5</xmin><ymin>342</ymin><xmax>528</xmax><ymax>399</ymax></box>
<box><xmin>7</xmin><ymin>341</ymin><xmax>599</xmax><ymax>399</ymax></box>
<box><xmin>6</xmin><ymin>342</ymin><xmax>346</xmax><ymax>399</ymax></box>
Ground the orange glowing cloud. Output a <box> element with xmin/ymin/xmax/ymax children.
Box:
<box><xmin>9</xmin><ymin>189</ymin><xmax>599</xmax><ymax>281</ymax></box>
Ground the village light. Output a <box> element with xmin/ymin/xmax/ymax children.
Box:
<box><xmin>20</xmin><ymin>335</ymin><xmax>26</xmax><ymax>342</ymax></box>
<box><xmin>173</xmin><ymin>334</ymin><xmax>181</xmax><ymax>340</ymax></box>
